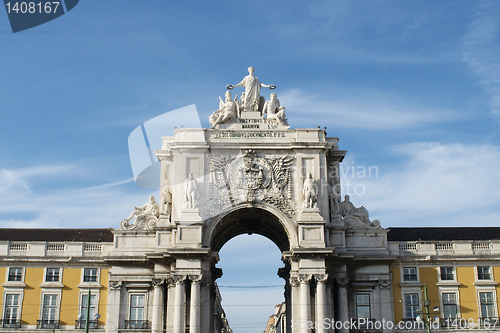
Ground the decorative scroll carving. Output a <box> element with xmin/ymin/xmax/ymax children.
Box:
<box><xmin>189</xmin><ymin>275</ymin><xmax>203</xmax><ymax>284</ymax></box>
<box><xmin>341</xmin><ymin>195</ymin><xmax>381</xmax><ymax>230</ymax></box>
<box><xmin>119</xmin><ymin>195</ymin><xmax>159</xmax><ymax>231</ymax></box>
<box><xmin>336</xmin><ymin>278</ymin><xmax>349</xmax><ymax>287</ymax></box>
<box><xmin>109</xmin><ymin>281</ymin><xmax>122</xmax><ymax>289</ymax></box>
<box><xmin>152</xmin><ymin>279</ymin><xmax>164</xmax><ymax>287</ymax></box>
<box><xmin>298</xmin><ymin>274</ymin><xmax>313</xmax><ymax>284</ymax></box>
<box><xmin>207</xmin><ymin>150</ymin><xmax>295</xmax><ymax>216</ymax></box>
<box><xmin>379</xmin><ymin>280</ymin><xmax>391</xmax><ymax>289</ymax></box>
<box><xmin>315</xmin><ymin>274</ymin><xmax>328</xmax><ymax>283</ymax></box>
<box><xmin>289</xmin><ymin>277</ymin><xmax>300</xmax><ymax>287</ymax></box>
<box><xmin>173</xmin><ymin>275</ymin><xmax>187</xmax><ymax>284</ymax></box>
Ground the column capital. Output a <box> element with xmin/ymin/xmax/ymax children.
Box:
<box><xmin>109</xmin><ymin>281</ymin><xmax>122</xmax><ymax>290</ymax></box>
<box><xmin>173</xmin><ymin>274</ymin><xmax>187</xmax><ymax>284</ymax></box>
<box><xmin>336</xmin><ymin>277</ymin><xmax>349</xmax><ymax>287</ymax></box>
<box><xmin>289</xmin><ymin>276</ymin><xmax>300</xmax><ymax>287</ymax></box>
<box><xmin>152</xmin><ymin>279</ymin><xmax>165</xmax><ymax>287</ymax></box>
<box><xmin>379</xmin><ymin>280</ymin><xmax>391</xmax><ymax>289</ymax></box>
<box><xmin>315</xmin><ymin>274</ymin><xmax>328</xmax><ymax>283</ymax></box>
<box><xmin>299</xmin><ymin>274</ymin><xmax>313</xmax><ymax>284</ymax></box>
<box><xmin>189</xmin><ymin>275</ymin><xmax>203</xmax><ymax>283</ymax></box>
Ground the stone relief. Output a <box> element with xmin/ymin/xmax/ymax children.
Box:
<box><xmin>340</xmin><ymin>195</ymin><xmax>381</xmax><ymax>229</ymax></box>
<box><xmin>207</xmin><ymin>150</ymin><xmax>295</xmax><ymax>216</ymax></box>
<box><xmin>302</xmin><ymin>173</ymin><xmax>318</xmax><ymax>209</ymax></box>
<box><xmin>183</xmin><ymin>173</ymin><xmax>200</xmax><ymax>209</ymax></box>
<box><xmin>119</xmin><ymin>195</ymin><xmax>159</xmax><ymax>230</ymax></box>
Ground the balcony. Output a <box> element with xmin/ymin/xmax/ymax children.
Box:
<box><xmin>124</xmin><ymin>320</ymin><xmax>151</xmax><ymax>329</ymax></box>
<box><xmin>0</xmin><ymin>319</ymin><xmax>22</xmax><ymax>328</ymax></box>
<box><xmin>37</xmin><ymin>320</ymin><xmax>60</xmax><ymax>329</ymax></box>
<box><xmin>75</xmin><ymin>319</ymin><xmax>99</xmax><ymax>329</ymax></box>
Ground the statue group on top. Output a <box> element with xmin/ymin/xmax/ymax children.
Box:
<box><xmin>209</xmin><ymin>67</ymin><xmax>288</xmax><ymax>128</ymax></box>
<box><xmin>120</xmin><ymin>195</ymin><xmax>160</xmax><ymax>230</ymax></box>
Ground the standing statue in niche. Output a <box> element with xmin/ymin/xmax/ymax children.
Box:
<box><xmin>227</xmin><ymin>66</ymin><xmax>275</xmax><ymax>112</ymax></box>
<box><xmin>121</xmin><ymin>195</ymin><xmax>159</xmax><ymax>225</ymax></box>
<box><xmin>302</xmin><ymin>173</ymin><xmax>317</xmax><ymax>208</ymax></box>
<box><xmin>184</xmin><ymin>173</ymin><xmax>199</xmax><ymax>209</ymax></box>
<box><xmin>209</xmin><ymin>91</ymin><xmax>240</xmax><ymax>128</ymax></box>
<box><xmin>161</xmin><ymin>180</ymin><xmax>172</xmax><ymax>217</ymax></box>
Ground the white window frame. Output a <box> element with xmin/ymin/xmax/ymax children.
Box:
<box><xmin>39</xmin><ymin>291</ymin><xmax>62</xmax><ymax>325</ymax></box>
<box><xmin>78</xmin><ymin>291</ymin><xmax>100</xmax><ymax>321</ymax></box>
<box><xmin>477</xmin><ymin>288</ymin><xmax>498</xmax><ymax>319</ymax></box>
<box><xmin>402</xmin><ymin>267</ymin><xmax>419</xmax><ymax>282</ymax></box>
<box><xmin>81</xmin><ymin>268</ymin><xmax>100</xmax><ymax>283</ymax></box>
<box><xmin>439</xmin><ymin>289</ymin><xmax>460</xmax><ymax>319</ymax></box>
<box><xmin>44</xmin><ymin>267</ymin><xmax>62</xmax><ymax>283</ymax></box>
<box><xmin>6</xmin><ymin>267</ymin><xmax>24</xmax><ymax>283</ymax></box>
<box><xmin>2</xmin><ymin>291</ymin><xmax>24</xmax><ymax>324</ymax></box>
<box><xmin>128</xmin><ymin>292</ymin><xmax>148</xmax><ymax>323</ymax></box>
<box><xmin>438</xmin><ymin>266</ymin><xmax>456</xmax><ymax>282</ymax></box>
<box><xmin>355</xmin><ymin>293</ymin><xmax>371</xmax><ymax>319</ymax></box>
<box><xmin>476</xmin><ymin>266</ymin><xmax>493</xmax><ymax>281</ymax></box>
<box><xmin>401</xmin><ymin>288</ymin><xmax>421</xmax><ymax>321</ymax></box>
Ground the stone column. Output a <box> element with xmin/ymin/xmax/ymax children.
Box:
<box><xmin>106</xmin><ymin>281</ymin><xmax>122</xmax><ymax>333</ymax></box>
<box><xmin>379</xmin><ymin>280</ymin><xmax>393</xmax><ymax>332</ymax></box>
<box><xmin>299</xmin><ymin>274</ymin><xmax>312</xmax><ymax>333</ymax></box>
<box><xmin>151</xmin><ymin>279</ymin><xmax>165</xmax><ymax>333</ymax></box>
<box><xmin>166</xmin><ymin>278</ymin><xmax>176</xmax><ymax>333</ymax></box>
<box><xmin>200</xmin><ymin>278</ymin><xmax>211</xmax><ymax>333</ymax></box>
<box><xmin>290</xmin><ymin>277</ymin><xmax>300</xmax><ymax>333</ymax></box>
<box><xmin>315</xmin><ymin>274</ymin><xmax>328</xmax><ymax>333</ymax></box>
<box><xmin>173</xmin><ymin>275</ymin><xmax>186</xmax><ymax>333</ymax></box>
<box><xmin>189</xmin><ymin>275</ymin><xmax>202</xmax><ymax>333</ymax></box>
<box><xmin>336</xmin><ymin>278</ymin><xmax>349</xmax><ymax>333</ymax></box>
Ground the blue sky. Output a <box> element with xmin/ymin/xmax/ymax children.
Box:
<box><xmin>2</xmin><ymin>1</ymin><xmax>500</xmax><ymax>331</ymax></box>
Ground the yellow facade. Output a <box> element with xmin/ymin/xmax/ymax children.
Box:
<box><xmin>22</xmin><ymin>267</ymin><xmax>44</xmax><ymax>325</ymax></box>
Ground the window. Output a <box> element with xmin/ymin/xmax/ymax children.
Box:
<box><xmin>440</xmin><ymin>267</ymin><xmax>455</xmax><ymax>280</ymax></box>
<box><xmin>478</xmin><ymin>267</ymin><xmax>492</xmax><ymax>280</ymax></box>
<box><xmin>40</xmin><ymin>294</ymin><xmax>58</xmax><ymax>328</ymax></box>
<box><xmin>45</xmin><ymin>268</ymin><xmax>60</xmax><ymax>282</ymax></box>
<box><xmin>356</xmin><ymin>294</ymin><xmax>371</xmax><ymax>319</ymax></box>
<box><xmin>80</xmin><ymin>294</ymin><xmax>97</xmax><ymax>320</ymax></box>
<box><xmin>403</xmin><ymin>267</ymin><xmax>418</xmax><ymax>282</ymax></box>
<box><xmin>7</xmin><ymin>267</ymin><xmax>23</xmax><ymax>282</ymax></box>
<box><xmin>83</xmin><ymin>268</ymin><xmax>98</xmax><ymax>283</ymax></box>
<box><xmin>405</xmin><ymin>293</ymin><xmax>419</xmax><ymax>320</ymax></box>
<box><xmin>3</xmin><ymin>294</ymin><xmax>20</xmax><ymax>325</ymax></box>
<box><xmin>128</xmin><ymin>294</ymin><xmax>146</xmax><ymax>328</ymax></box>
<box><xmin>442</xmin><ymin>293</ymin><xmax>458</xmax><ymax>319</ymax></box>
<box><xmin>479</xmin><ymin>292</ymin><xmax>496</xmax><ymax>319</ymax></box>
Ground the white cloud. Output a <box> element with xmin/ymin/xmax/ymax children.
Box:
<box><xmin>0</xmin><ymin>164</ymin><xmax>153</xmax><ymax>229</ymax></box>
<box><xmin>463</xmin><ymin>1</ymin><xmax>500</xmax><ymax>116</ymax></box>
<box><xmin>344</xmin><ymin>142</ymin><xmax>500</xmax><ymax>227</ymax></box>
<box><xmin>281</xmin><ymin>89</ymin><xmax>459</xmax><ymax>130</ymax></box>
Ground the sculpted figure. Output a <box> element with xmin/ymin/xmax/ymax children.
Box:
<box><xmin>209</xmin><ymin>91</ymin><xmax>239</xmax><ymax>128</ymax></box>
<box><xmin>263</xmin><ymin>93</ymin><xmax>288</xmax><ymax>126</ymax></box>
<box><xmin>302</xmin><ymin>173</ymin><xmax>317</xmax><ymax>208</ymax></box>
<box><xmin>227</xmin><ymin>67</ymin><xmax>275</xmax><ymax>112</ymax></box>
<box><xmin>161</xmin><ymin>180</ymin><xmax>172</xmax><ymax>216</ymax></box>
<box><xmin>184</xmin><ymin>173</ymin><xmax>199</xmax><ymax>209</ymax></box>
<box><xmin>122</xmin><ymin>195</ymin><xmax>159</xmax><ymax>224</ymax></box>
<box><xmin>341</xmin><ymin>195</ymin><xmax>370</xmax><ymax>223</ymax></box>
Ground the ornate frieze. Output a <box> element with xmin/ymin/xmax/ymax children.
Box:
<box><xmin>207</xmin><ymin>149</ymin><xmax>295</xmax><ymax>216</ymax></box>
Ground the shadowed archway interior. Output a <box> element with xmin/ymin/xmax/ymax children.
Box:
<box><xmin>210</xmin><ymin>207</ymin><xmax>290</xmax><ymax>252</ymax></box>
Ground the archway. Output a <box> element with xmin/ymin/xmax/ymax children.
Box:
<box><xmin>204</xmin><ymin>205</ymin><xmax>295</xmax><ymax>333</ymax></box>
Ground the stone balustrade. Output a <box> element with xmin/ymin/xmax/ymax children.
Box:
<box><xmin>0</xmin><ymin>241</ymin><xmax>112</xmax><ymax>257</ymax></box>
<box><xmin>389</xmin><ymin>240</ymin><xmax>499</xmax><ymax>257</ymax></box>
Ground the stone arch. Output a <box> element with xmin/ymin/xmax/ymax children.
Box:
<box><xmin>203</xmin><ymin>202</ymin><xmax>298</xmax><ymax>252</ymax></box>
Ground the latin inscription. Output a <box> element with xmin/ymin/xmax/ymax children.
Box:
<box><xmin>214</xmin><ymin>132</ymin><xmax>286</xmax><ymax>139</ymax></box>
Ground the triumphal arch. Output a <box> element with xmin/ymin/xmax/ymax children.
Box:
<box><xmin>107</xmin><ymin>67</ymin><xmax>394</xmax><ymax>333</ymax></box>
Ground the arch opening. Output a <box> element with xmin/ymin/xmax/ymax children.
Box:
<box><xmin>209</xmin><ymin>207</ymin><xmax>291</xmax><ymax>252</ymax></box>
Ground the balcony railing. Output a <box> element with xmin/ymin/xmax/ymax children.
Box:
<box><xmin>0</xmin><ymin>319</ymin><xmax>22</xmax><ymax>328</ymax></box>
<box><xmin>37</xmin><ymin>320</ymin><xmax>60</xmax><ymax>329</ymax></box>
<box><xmin>124</xmin><ymin>320</ymin><xmax>151</xmax><ymax>329</ymax></box>
<box><xmin>75</xmin><ymin>320</ymin><xmax>99</xmax><ymax>329</ymax></box>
